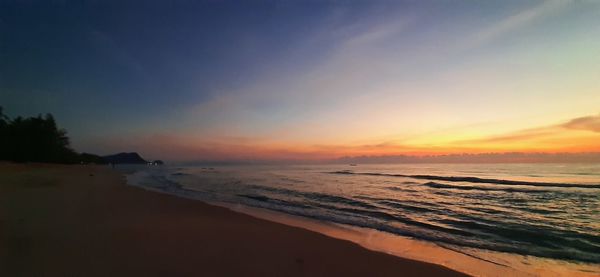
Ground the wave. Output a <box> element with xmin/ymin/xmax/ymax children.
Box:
<box><xmin>246</xmin><ymin>184</ymin><xmax>379</xmax><ymax>209</ymax></box>
<box><xmin>420</xmin><ymin>181</ymin><xmax>553</xmax><ymax>193</ymax></box>
<box><xmin>171</xmin><ymin>172</ymin><xmax>191</xmax><ymax>176</ymax></box>
<box><xmin>237</xmin><ymin>194</ymin><xmax>315</xmax><ymax>210</ymax></box>
<box><xmin>129</xmin><ymin>169</ymin><xmax>600</xmax><ymax>264</ymax></box>
<box><xmin>237</xmin><ymin>191</ymin><xmax>600</xmax><ymax>263</ymax></box>
<box><xmin>329</xmin><ymin>171</ymin><xmax>600</xmax><ymax>189</ymax></box>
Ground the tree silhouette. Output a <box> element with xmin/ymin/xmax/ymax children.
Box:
<box><xmin>0</xmin><ymin>107</ymin><xmax>11</xmax><ymax>160</ymax></box>
<box><xmin>0</xmin><ymin>107</ymin><xmax>92</xmax><ymax>163</ymax></box>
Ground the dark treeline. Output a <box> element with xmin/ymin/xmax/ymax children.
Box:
<box><xmin>0</xmin><ymin>107</ymin><xmax>105</xmax><ymax>164</ymax></box>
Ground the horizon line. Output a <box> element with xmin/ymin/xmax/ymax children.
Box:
<box><xmin>168</xmin><ymin>151</ymin><xmax>600</xmax><ymax>165</ymax></box>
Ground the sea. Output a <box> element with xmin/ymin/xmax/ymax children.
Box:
<box><xmin>124</xmin><ymin>163</ymin><xmax>600</xmax><ymax>275</ymax></box>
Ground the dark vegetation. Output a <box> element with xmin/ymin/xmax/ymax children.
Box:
<box><xmin>0</xmin><ymin>107</ymin><xmax>104</xmax><ymax>164</ymax></box>
<box><xmin>0</xmin><ymin>107</ymin><xmax>163</xmax><ymax>164</ymax></box>
<box><xmin>0</xmin><ymin>107</ymin><xmax>99</xmax><ymax>163</ymax></box>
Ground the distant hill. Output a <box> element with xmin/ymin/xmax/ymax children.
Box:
<box><xmin>103</xmin><ymin>152</ymin><xmax>147</xmax><ymax>164</ymax></box>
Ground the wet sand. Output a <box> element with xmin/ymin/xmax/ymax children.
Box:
<box><xmin>0</xmin><ymin>163</ymin><xmax>467</xmax><ymax>276</ymax></box>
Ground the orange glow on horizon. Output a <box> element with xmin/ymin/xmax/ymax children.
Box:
<box><xmin>100</xmin><ymin>114</ymin><xmax>600</xmax><ymax>161</ymax></box>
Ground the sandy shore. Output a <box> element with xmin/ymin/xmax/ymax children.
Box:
<box><xmin>0</xmin><ymin>163</ymin><xmax>467</xmax><ymax>276</ymax></box>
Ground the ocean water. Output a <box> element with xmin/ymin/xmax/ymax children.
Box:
<box><xmin>126</xmin><ymin>163</ymin><xmax>600</xmax><ymax>267</ymax></box>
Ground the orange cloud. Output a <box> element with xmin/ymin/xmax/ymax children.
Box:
<box><xmin>443</xmin><ymin>113</ymin><xmax>600</xmax><ymax>153</ymax></box>
<box><xmin>462</xmin><ymin>127</ymin><xmax>557</xmax><ymax>143</ymax></box>
<box><xmin>561</xmin><ymin>114</ymin><xmax>600</xmax><ymax>132</ymax></box>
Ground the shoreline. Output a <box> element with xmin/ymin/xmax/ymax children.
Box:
<box><xmin>125</xmin><ymin>165</ymin><xmax>600</xmax><ymax>277</ymax></box>
<box><xmin>1</xmin><ymin>163</ymin><xmax>467</xmax><ymax>276</ymax></box>
<box><xmin>218</xmin><ymin>201</ymin><xmax>600</xmax><ymax>277</ymax></box>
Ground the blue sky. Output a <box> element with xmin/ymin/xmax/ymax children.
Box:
<box><xmin>1</xmin><ymin>1</ymin><xmax>599</xmax><ymax>160</ymax></box>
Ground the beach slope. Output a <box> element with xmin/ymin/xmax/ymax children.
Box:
<box><xmin>0</xmin><ymin>163</ymin><xmax>467</xmax><ymax>276</ymax></box>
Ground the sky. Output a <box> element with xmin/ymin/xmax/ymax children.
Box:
<box><xmin>1</xmin><ymin>0</ymin><xmax>600</xmax><ymax>161</ymax></box>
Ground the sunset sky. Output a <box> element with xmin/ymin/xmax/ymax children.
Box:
<box><xmin>2</xmin><ymin>1</ymin><xmax>600</xmax><ymax>161</ymax></box>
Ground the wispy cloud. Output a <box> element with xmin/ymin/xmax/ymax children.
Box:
<box><xmin>561</xmin><ymin>114</ymin><xmax>600</xmax><ymax>132</ymax></box>
<box><xmin>452</xmin><ymin>113</ymin><xmax>600</xmax><ymax>150</ymax></box>
<box><xmin>468</xmin><ymin>127</ymin><xmax>557</xmax><ymax>143</ymax></box>
<box><xmin>462</xmin><ymin>0</ymin><xmax>571</xmax><ymax>49</ymax></box>
<box><xmin>181</xmin><ymin>15</ymin><xmax>416</xmax><ymax>135</ymax></box>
